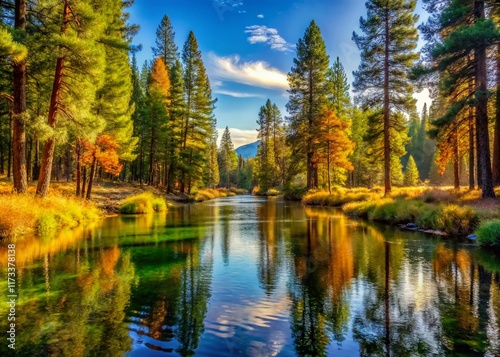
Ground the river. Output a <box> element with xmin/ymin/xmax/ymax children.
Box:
<box><xmin>1</xmin><ymin>195</ymin><xmax>500</xmax><ymax>356</ymax></box>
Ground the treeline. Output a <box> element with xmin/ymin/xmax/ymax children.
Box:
<box><xmin>0</xmin><ymin>2</ymin><xmax>253</xmax><ymax>197</ymax></box>
<box><xmin>253</xmin><ymin>0</ymin><xmax>500</xmax><ymax>199</ymax></box>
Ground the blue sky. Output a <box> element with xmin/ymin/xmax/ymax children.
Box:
<box><xmin>129</xmin><ymin>0</ymin><xmax>430</xmax><ymax>148</ymax></box>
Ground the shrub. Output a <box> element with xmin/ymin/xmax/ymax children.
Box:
<box><xmin>476</xmin><ymin>220</ymin><xmax>500</xmax><ymax>246</ymax></box>
<box><xmin>343</xmin><ymin>200</ymin><xmax>378</xmax><ymax>218</ymax></box>
<box><xmin>437</xmin><ymin>204</ymin><xmax>479</xmax><ymax>235</ymax></box>
<box><xmin>267</xmin><ymin>189</ymin><xmax>280</xmax><ymax>196</ymax></box>
<box><xmin>119</xmin><ymin>192</ymin><xmax>167</xmax><ymax>214</ymax></box>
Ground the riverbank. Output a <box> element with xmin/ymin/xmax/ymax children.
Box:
<box><xmin>302</xmin><ymin>187</ymin><xmax>500</xmax><ymax>241</ymax></box>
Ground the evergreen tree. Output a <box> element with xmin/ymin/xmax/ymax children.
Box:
<box><xmin>180</xmin><ymin>31</ymin><xmax>216</xmax><ymax>194</ymax></box>
<box><xmin>404</xmin><ymin>155</ymin><xmax>419</xmax><ymax>186</ymax></box>
<box><xmin>353</xmin><ymin>0</ymin><xmax>419</xmax><ymax>195</ymax></box>
<box><xmin>36</xmin><ymin>0</ymin><xmax>107</xmax><ymax>197</ymax></box>
<box><xmin>423</xmin><ymin>0</ymin><xmax>499</xmax><ymax>197</ymax></box>
<box><xmin>326</xmin><ymin>57</ymin><xmax>351</xmax><ymax>121</ymax></box>
<box><xmin>286</xmin><ymin>20</ymin><xmax>330</xmax><ymax>190</ymax></box>
<box><xmin>218</xmin><ymin>126</ymin><xmax>237</xmax><ymax>188</ymax></box>
<box><xmin>152</xmin><ymin>14</ymin><xmax>179</xmax><ymax>71</ymax></box>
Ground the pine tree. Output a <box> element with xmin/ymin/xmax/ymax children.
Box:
<box><xmin>353</xmin><ymin>0</ymin><xmax>419</xmax><ymax>195</ymax></box>
<box><xmin>36</xmin><ymin>0</ymin><xmax>107</xmax><ymax>197</ymax></box>
<box><xmin>326</xmin><ymin>57</ymin><xmax>350</xmax><ymax>120</ymax></box>
<box><xmin>218</xmin><ymin>126</ymin><xmax>237</xmax><ymax>188</ymax></box>
<box><xmin>146</xmin><ymin>57</ymin><xmax>169</xmax><ymax>185</ymax></box>
<box><xmin>152</xmin><ymin>14</ymin><xmax>179</xmax><ymax>71</ymax></box>
<box><xmin>404</xmin><ymin>155</ymin><xmax>419</xmax><ymax>186</ymax></box>
<box><xmin>423</xmin><ymin>0</ymin><xmax>499</xmax><ymax>197</ymax></box>
<box><xmin>11</xmin><ymin>0</ymin><xmax>28</xmax><ymax>193</ymax></box>
<box><xmin>286</xmin><ymin>20</ymin><xmax>330</xmax><ymax>190</ymax></box>
<box><xmin>180</xmin><ymin>31</ymin><xmax>216</xmax><ymax>194</ymax></box>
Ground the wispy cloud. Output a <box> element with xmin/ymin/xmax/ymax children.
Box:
<box><xmin>217</xmin><ymin>128</ymin><xmax>258</xmax><ymax>148</ymax></box>
<box><xmin>245</xmin><ymin>25</ymin><xmax>294</xmax><ymax>52</ymax></box>
<box><xmin>214</xmin><ymin>89</ymin><xmax>263</xmax><ymax>98</ymax></box>
<box><xmin>257</xmin><ymin>14</ymin><xmax>264</xmax><ymax>18</ymax></box>
<box><xmin>208</xmin><ymin>53</ymin><xmax>289</xmax><ymax>90</ymax></box>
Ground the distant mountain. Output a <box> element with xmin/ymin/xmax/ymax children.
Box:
<box><xmin>235</xmin><ymin>141</ymin><xmax>259</xmax><ymax>159</ymax></box>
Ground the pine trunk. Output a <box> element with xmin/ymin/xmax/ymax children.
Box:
<box><xmin>493</xmin><ymin>44</ymin><xmax>500</xmax><ymax>186</ymax></box>
<box><xmin>7</xmin><ymin>112</ymin><xmax>11</xmax><ymax>178</ymax></box>
<box><xmin>474</xmin><ymin>0</ymin><xmax>495</xmax><ymax>198</ymax></box>
<box><xmin>12</xmin><ymin>0</ymin><xmax>27</xmax><ymax>193</ymax></box>
<box><xmin>36</xmin><ymin>1</ymin><xmax>70</xmax><ymax>197</ymax></box>
<box><xmin>75</xmin><ymin>139</ymin><xmax>81</xmax><ymax>196</ymax></box>
<box><xmin>383</xmin><ymin>10</ymin><xmax>392</xmax><ymax>196</ymax></box>
<box><xmin>86</xmin><ymin>156</ymin><xmax>96</xmax><ymax>200</ymax></box>
<box><xmin>453</xmin><ymin>128</ymin><xmax>460</xmax><ymax>189</ymax></box>
<box><xmin>469</xmin><ymin>115</ymin><xmax>475</xmax><ymax>190</ymax></box>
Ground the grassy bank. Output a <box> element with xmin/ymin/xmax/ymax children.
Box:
<box><xmin>194</xmin><ymin>187</ymin><xmax>248</xmax><ymax>202</ymax></box>
<box><xmin>0</xmin><ymin>193</ymin><xmax>100</xmax><ymax>237</ymax></box>
<box><xmin>302</xmin><ymin>187</ymin><xmax>500</xmax><ymax>238</ymax></box>
<box><xmin>119</xmin><ymin>192</ymin><xmax>168</xmax><ymax>214</ymax></box>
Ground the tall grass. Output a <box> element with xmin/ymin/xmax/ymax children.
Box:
<box><xmin>194</xmin><ymin>187</ymin><xmax>249</xmax><ymax>202</ymax></box>
<box><xmin>119</xmin><ymin>192</ymin><xmax>167</xmax><ymax>214</ymax></box>
<box><xmin>343</xmin><ymin>198</ymin><xmax>479</xmax><ymax>235</ymax></box>
<box><xmin>0</xmin><ymin>194</ymin><xmax>100</xmax><ymax>237</ymax></box>
<box><xmin>302</xmin><ymin>188</ymin><xmax>377</xmax><ymax>207</ymax></box>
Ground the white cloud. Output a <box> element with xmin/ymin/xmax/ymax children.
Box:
<box><xmin>245</xmin><ymin>25</ymin><xmax>294</xmax><ymax>52</ymax></box>
<box><xmin>208</xmin><ymin>53</ymin><xmax>289</xmax><ymax>90</ymax></box>
<box><xmin>413</xmin><ymin>88</ymin><xmax>432</xmax><ymax>115</ymax></box>
<box><xmin>217</xmin><ymin>128</ymin><xmax>258</xmax><ymax>148</ymax></box>
<box><xmin>214</xmin><ymin>89</ymin><xmax>263</xmax><ymax>98</ymax></box>
<box><xmin>257</xmin><ymin>14</ymin><xmax>264</xmax><ymax>18</ymax></box>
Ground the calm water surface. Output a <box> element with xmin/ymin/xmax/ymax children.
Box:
<box><xmin>1</xmin><ymin>196</ymin><xmax>500</xmax><ymax>356</ymax></box>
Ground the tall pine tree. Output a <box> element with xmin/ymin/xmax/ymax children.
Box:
<box><xmin>353</xmin><ymin>0</ymin><xmax>419</xmax><ymax>195</ymax></box>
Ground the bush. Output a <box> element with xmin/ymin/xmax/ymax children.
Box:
<box><xmin>119</xmin><ymin>192</ymin><xmax>167</xmax><ymax>214</ymax></box>
<box><xmin>343</xmin><ymin>200</ymin><xmax>378</xmax><ymax>218</ymax></box>
<box><xmin>477</xmin><ymin>220</ymin><xmax>500</xmax><ymax>246</ymax></box>
<box><xmin>437</xmin><ymin>204</ymin><xmax>479</xmax><ymax>235</ymax></box>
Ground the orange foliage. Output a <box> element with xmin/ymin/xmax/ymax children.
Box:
<box><xmin>149</xmin><ymin>57</ymin><xmax>170</xmax><ymax>100</ymax></box>
<box><xmin>315</xmin><ymin>109</ymin><xmax>355</xmax><ymax>171</ymax></box>
<box><xmin>81</xmin><ymin>134</ymin><xmax>123</xmax><ymax>176</ymax></box>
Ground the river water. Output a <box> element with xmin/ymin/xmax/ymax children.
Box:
<box><xmin>1</xmin><ymin>195</ymin><xmax>500</xmax><ymax>356</ymax></box>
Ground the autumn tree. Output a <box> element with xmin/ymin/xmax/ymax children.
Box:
<box><xmin>286</xmin><ymin>20</ymin><xmax>330</xmax><ymax>190</ymax></box>
<box><xmin>353</xmin><ymin>0</ymin><xmax>419</xmax><ymax>195</ymax></box>
<box><xmin>317</xmin><ymin>110</ymin><xmax>354</xmax><ymax>192</ymax></box>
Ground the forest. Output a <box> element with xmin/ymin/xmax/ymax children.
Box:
<box><xmin>1</xmin><ymin>0</ymin><xmax>500</xmax><ymax>239</ymax></box>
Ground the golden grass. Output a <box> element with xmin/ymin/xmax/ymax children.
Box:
<box><xmin>195</xmin><ymin>187</ymin><xmax>248</xmax><ymax>202</ymax></box>
<box><xmin>0</xmin><ymin>193</ymin><xmax>100</xmax><ymax>237</ymax></box>
<box><xmin>118</xmin><ymin>192</ymin><xmax>167</xmax><ymax>214</ymax></box>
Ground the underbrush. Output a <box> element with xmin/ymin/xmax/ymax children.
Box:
<box><xmin>119</xmin><ymin>192</ymin><xmax>167</xmax><ymax>214</ymax></box>
<box><xmin>0</xmin><ymin>193</ymin><xmax>100</xmax><ymax>237</ymax></box>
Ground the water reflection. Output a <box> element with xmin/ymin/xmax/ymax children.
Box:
<box><xmin>1</xmin><ymin>197</ymin><xmax>500</xmax><ymax>356</ymax></box>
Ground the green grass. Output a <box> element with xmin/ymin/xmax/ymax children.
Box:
<box><xmin>476</xmin><ymin>220</ymin><xmax>500</xmax><ymax>247</ymax></box>
<box><xmin>119</xmin><ymin>192</ymin><xmax>167</xmax><ymax>214</ymax></box>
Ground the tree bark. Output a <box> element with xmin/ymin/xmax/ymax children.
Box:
<box><xmin>85</xmin><ymin>155</ymin><xmax>96</xmax><ymax>200</ymax></box>
<box><xmin>493</xmin><ymin>44</ymin><xmax>500</xmax><ymax>186</ymax></box>
<box><xmin>75</xmin><ymin>139</ymin><xmax>81</xmax><ymax>196</ymax></box>
<box><xmin>453</xmin><ymin>128</ymin><xmax>460</xmax><ymax>189</ymax></box>
<box><xmin>474</xmin><ymin>0</ymin><xmax>495</xmax><ymax>198</ymax></box>
<box><xmin>383</xmin><ymin>9</ymin><xmax>392</xmax><ymax>196</ymax></box>
<box><xmin>36</xmin><ymin>1</ymin><xmax>71</xmax><ymax>197</ymax></box>
<box><xmin>469</xmin><ymin>115</ymin><xmax>475</xmax><ymax>190</ymax></box>
<box><xmin>12</xmin><ymin>0</ymin><xmax>27</xmax><ymax>193</ymax></box>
